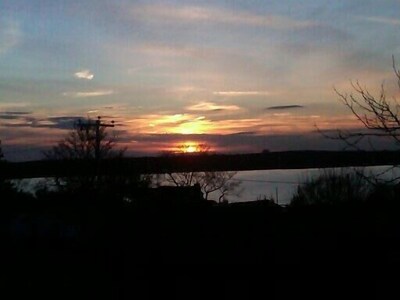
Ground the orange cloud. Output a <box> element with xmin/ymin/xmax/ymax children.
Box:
<box><xmin>121</xmin><ymin>110</ymin><xmax>365</xmax><ymax>137</ymax></box>
<box><xmin>126</xmin><ymin>113</ymin><xmax>208</xmax><ymax>134</ymax></box>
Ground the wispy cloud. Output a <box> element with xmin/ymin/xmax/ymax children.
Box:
<box><xmin>361</xmin><ymin>16</ymin><xmax>400</xmax><ymax>26</ymax></box>
<box><xmin>272</xmin><ymin>112</ymin><xmax>291</xmax><ymax>117</ymax></box>
<box><xmin>0</xmin><ymin>114</ymin><xmax>24</xmax><ymax>120</ymax></box>
<box><xmin>1</xmin><ymin>111</ymin><xmax>32</xmax><ymax>115</ymax></box>
<box><xmin>127</xmin><ymin>114</ymin><xmax>192</xmax><ymax>127</ymax></box>
<box><xmin>74</xmin><ymin>69</ymin><xmax>94</xmax><ymax>80</ymax></box>
<box><xmin>0</xmin><ymin>115</ymin><xmax>83</xmax><ymax>130</ymax></box>
<box><xmin>137</xmin><ymin>44</ymin><xmax>216</xmax><ymax>59</ymax></box>
<box><xmin>130</xmin><ymin>4</ymin><xmax>315</xmax><ymax>29</ymax></box>
<box><xmin>0</xmin><ymin>19</ymin><xmax>21</xmax><ymax>55</ymax></box>
<box><xmin>267</xmin><ymin>105</ymin><xmax>304</xmax><ymax>110</ymax></box>
<box><xmin>0</xmin><ymin>102</ymin><xmax>30</xmax><ymax>110</ymax></box>
<box><xmin>213</xmin><ymin>91</ymin><xmax>271</xmax><ymax>96</ymax></box>
<box><xmin>0</xmin><ymin>111</ymin><xmax>32</xmax><ymax>121</ymax></box>
<box><xmin>186</xmin><ymin>102</ymin><xmax>241</xmax><ymax>112</ymax></box>
<box><xmin>63</xmin><ymin>90</ymin><xmax>114</xmax><ymax>98</ymax></box>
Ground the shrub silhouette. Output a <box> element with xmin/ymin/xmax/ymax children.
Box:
<box><xmin>290</xmin><ymin>169</ymin><xmax>370</xmax><ymax>206</ymax></box>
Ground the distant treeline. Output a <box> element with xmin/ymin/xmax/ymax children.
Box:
<box><xmin>1</xmin><ymin>150</ymin><xmax>400</xmax><ymax>179</ymax></box>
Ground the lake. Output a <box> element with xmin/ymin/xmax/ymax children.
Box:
<box><xmin>15</xmin><ymin>165</ymin><xmax>399</xmax><ymax>206</ymax></box>
<box><xmin>213</xmin><ymin>165</ymin><xmax>400</xmax><ymax>205</ymax></box>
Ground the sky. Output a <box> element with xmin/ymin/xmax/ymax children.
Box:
<box><xmin>1</xmin><ymin>0</ymin><xmax>400</xmax><ymax>161</ymax></box>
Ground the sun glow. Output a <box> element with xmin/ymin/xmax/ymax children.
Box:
<box><xmin>174</xmin><ymin>119</ymin><xmax>212</xmax><ymax>134</ymax></box>
<box><xmin>185</xmin><ymin>144</ymin><xmax>198</xmax><ymax>153</ymax></box>
<box><xmin>179</xmin><ymin>141</ymin><xmax>200</xmax><ymax>153</ymax></box>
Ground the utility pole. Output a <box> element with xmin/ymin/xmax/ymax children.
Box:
<box><xmin>77</xmin><ymin>116</ymin><xmax>115</xmax><ymax>160</ymax></box>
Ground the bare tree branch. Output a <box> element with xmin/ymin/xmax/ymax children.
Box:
<box><xmin>321</xmin><ymin>57</ymin><xmax>400</xmax><ymax>184</ymax></box>
<box><xmin>161</xmin><ymin>144</ymin><xmax>241</xmax><ymax>202</ymax></box>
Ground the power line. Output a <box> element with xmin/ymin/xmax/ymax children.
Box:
<box><xmin>231</xmin><ymin>178</ymin><xmax>302</xmax><ymax>185</ymax></box>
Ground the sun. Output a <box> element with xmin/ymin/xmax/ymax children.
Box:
<box><xmin>178</xmin><ymin>141</ymin><xmax>200</xmax><ymax>153</ymax></box>
<box><xmin>185</xmin><ymin>145</ymin><xmax>198</xmax><ymax>153</ymax></box>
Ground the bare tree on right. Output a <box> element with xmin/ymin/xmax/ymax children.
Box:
<box><xmin>331</xmin><ymin>56</ymin><xmax>400</xmax><ymax>184</ymax></box>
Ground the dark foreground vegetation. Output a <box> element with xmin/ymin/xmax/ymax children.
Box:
<box><xmin>1</xmin><ymin>184</ymin><xmax>400</xmax><ymax>298</ymax></box>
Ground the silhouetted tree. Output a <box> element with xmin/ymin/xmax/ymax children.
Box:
<box><xmin>290</xmin><ymin>169</ymin><xmax>370</xmax><ymax>206</ymax></box>
<box><xmin>0</xmin><ymin>140</ymin><xmax>3</xmax><ymax>161</ymax></box>
<box><xmin>160</xmin><ymin>144</ymin><xmax>242</xmax><ymax>202</ymax></box>
<box><xmin>44</xmin><ymin>118</ymin><xmax>125</xmax><ymax>161</ymax></box>
<box><xmin>326</xmin><ymin>57</ymin><xmax>400</xmax><ymax>184</ymax></box>
<box><xmin>0</xmin><ymin>140</ymin><xmax>18</xmax><ymax>197</ymax></box>
<box><xmin>42</xmin><ymin>118</ymin><xmax>149</xmax><ymax>195</ymax></box>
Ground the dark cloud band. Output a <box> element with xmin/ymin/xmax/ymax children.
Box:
<box><xmin>267</xmin><ymin>105</ymin><xmax>304</xmax><ymax>110</ymax></box>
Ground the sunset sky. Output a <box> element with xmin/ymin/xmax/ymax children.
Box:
<box><xmin>1</xmin><ymin>0</ymin><xmax>400</xmax><ymax>160</ymax></box>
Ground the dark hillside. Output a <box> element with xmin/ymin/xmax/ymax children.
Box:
<box><xmin>1</xmin><ymin>190</ymin><xmax>400</xmax><ymax>297</ymax></box>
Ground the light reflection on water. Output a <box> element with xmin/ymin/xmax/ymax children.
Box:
<box><xmin>216</xmin><ymin>165</ymin><xmax>400</xmax><ymax>205</ymax></box>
